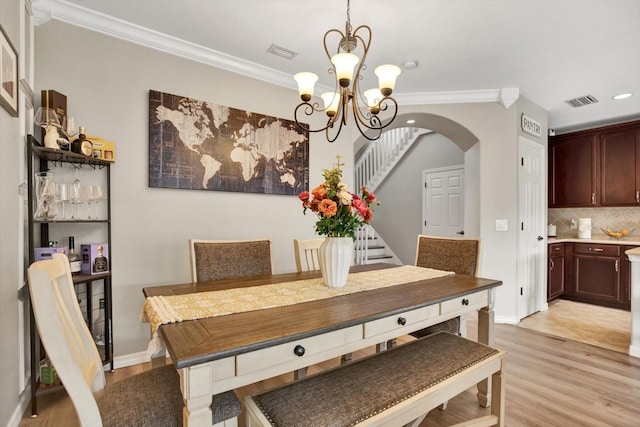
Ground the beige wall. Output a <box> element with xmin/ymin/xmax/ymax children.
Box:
<box><xmin>375</xmin><ymin>132</ymin><xmax>465</xmax><ymax>264</ymax></box>
<box><xmin>30</xmin><ymin>13</ymin><xmax>549</xmax><ymax>396</ymax></box>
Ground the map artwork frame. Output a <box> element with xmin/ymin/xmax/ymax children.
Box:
<box><xmin>149</xmin><ymin>90</ymin><xmax>309</xmax><ymax>195</ymax></box>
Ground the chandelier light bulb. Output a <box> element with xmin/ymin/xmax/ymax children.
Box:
<box><xmin>321</xmin><ymin>92</ymin><xmax>340</xmax><ymax>117</ymax></box>
<box><xmin>375</xmin><ymin>64</ymin><xmax>402</xmax><ymax>96</ymax></box>
<box><xmin>364</xmin><ymin>88</ymin><xmax>383</xmax><ymax>114</ymax></box>
<box><xmin>294</xmin><ymin>72</ymin><xmax>319</xmax><ymax>101</ymax></box>
<box><xmin>331</xmin><ymin>53</ymin><xmax>360</xmax><ymax>87</ymax></box>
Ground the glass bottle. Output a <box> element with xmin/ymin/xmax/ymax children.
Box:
<box><xmin>71</xmin><ymin>126</ymin><xmax>93</xmax><ymax>156</ymax></box>
<box><xmin>68</xmin><ymin>236</ymin><xmax>82</xmax><ymax>274</ymax></box>
<box><xmin>93</xmin><ymin>298</ymin><xmax>105</xmax><ymax>346</ymax></box>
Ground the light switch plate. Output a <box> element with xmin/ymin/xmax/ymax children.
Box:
<box><xmin>495</xmin><ymin>219</ymin><xmax>508</xmax><ymax>231</ymax></box>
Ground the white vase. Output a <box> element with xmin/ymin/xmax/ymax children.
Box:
<box><xmin>318</xmin><ymin>237</ymin><xmax>354</xmax><ymax>288</ymax></box>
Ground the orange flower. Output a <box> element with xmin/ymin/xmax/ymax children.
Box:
<box><xmin>318</xmin><ymin>199</ymin><xmax>337</xmax><ymax>217</ymax></box>
<box><xmin>311</xmin><ymin>184</ymin><xmax>326</xmax><ymax>200</ymax></box>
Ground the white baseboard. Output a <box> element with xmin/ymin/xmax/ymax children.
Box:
<box><xmin>112</xmin><ymin>350</ymin><xmax>150</xmax><ymax>369</ymax></box>
<box><xmin>495</xmin><ymin>315</ymin><xmax>519</xmax><ymax>324</ymax></box>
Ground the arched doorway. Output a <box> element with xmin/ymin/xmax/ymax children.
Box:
<box><xmin>353</xmin><ymin>112</ymin><xmax>480</xmax><ymax>264</ymax></box>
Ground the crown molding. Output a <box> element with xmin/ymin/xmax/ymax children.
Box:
<box><xmin>33</xmin><ymin>0</ymin><xmax>519</xmax><ymax>109</ymax></box>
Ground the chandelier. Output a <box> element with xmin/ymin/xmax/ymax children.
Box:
<box><xmin>293</xmin><ymin>0</ymin><xmax>401</xmax><ymax>142</ymax></box>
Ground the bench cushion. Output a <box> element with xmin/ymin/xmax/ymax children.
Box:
<box><xmin>251</xmin><ymin>332</ymin><xmax>499</xmax><ymax>427</ymax></box>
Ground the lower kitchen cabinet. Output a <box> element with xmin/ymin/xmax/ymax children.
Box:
<box><xmin>548</xmin><ymin>242</ymin><xmax>631</xmax><ymax>310</ymax></box>
<box><xmin>573</xmin><ymin>243</ymin><xmax>621</xmax><ymax>306</ymax></box>
<box><xmin>548</xmin><ymin>243</ymin><xmax>565</xmax><ymax>301</ymax></box>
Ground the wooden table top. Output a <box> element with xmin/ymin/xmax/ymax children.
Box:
<box><xmin>142</xmin><ymin>264</ymin><xmax>502</xmax><ymax>369</ymax></box>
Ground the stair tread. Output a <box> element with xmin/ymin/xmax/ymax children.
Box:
<box><xmin>366</xmin><ymin>254</ymin><xmax>393</xmax><ymax>260</ymax></box>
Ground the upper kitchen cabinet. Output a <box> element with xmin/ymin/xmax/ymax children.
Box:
<box><xmin>600</xmin><ymin>124</ymin><xmax>640</xmax><ymax>206</ymax></box>
<box><xmin>549</xmin><ymin>120</ymin><xmax>640</xmax><ymax>208</ymax></box>
<box><xmin>549</xmin><ymin>133</ymin><xmax>597</xmax><ymax>207</ymax></box>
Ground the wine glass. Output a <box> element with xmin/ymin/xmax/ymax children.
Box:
<box><xmin>83</xmin><ymin>185</ymin><xmax>94</xmax><ymax>219</ymax></box>
<box><xmin>69</xmin><ymin>172</ymin><xmax>81</xmax><ymax>220</ymax></box>
<box><xmin>92</xmin><ymin>185</ymin><xmax>107</xmax><ymax>219</ymax></box>
<box><xmin>57</xmin><ymin>183</ymin><xmax>69</xmax><ymax>219</ymax></box>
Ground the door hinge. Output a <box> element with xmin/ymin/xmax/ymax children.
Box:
<box><xmin>424</xmin><ymin>182</ymin><xmax>427</xmax><ymax>188</ymax></box>
<box><xmin>521</xmin><ymin>157</ymin><xmax>524</xmax><ymax>166</ymax></box>
<box><xmin>521</xmin><ymin>222</ymin><xmax>524</xmax><ymax>231</ymax></box>
<box><xmin>520</xmin><ymin>287</ymin><xmax>523</xmax><ymax>296</ymax></box>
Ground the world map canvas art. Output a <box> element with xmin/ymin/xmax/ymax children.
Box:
<box><xmin>149</xmin><ymin>90</ymin><xmax>309</xmax><ymax>195</ymax></box>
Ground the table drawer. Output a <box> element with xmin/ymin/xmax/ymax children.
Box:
<box><xmin>573</xmin><ymin>243</ymin><xmax>620</xmax><ymax>256</ymax></box>
<box><xmin>440</xmin><ymin>290</ymin><xmax>488</xmax><ymax>316</ymax></box>
<box><xmin>364</xmin><ymin>304</ymin><xmax>439</xmax><ymax>339</ymax></box>
<box><xmin>236</xmin><ymin>326</ymin><xmax>361</xmax><ymax>376</ymax></box>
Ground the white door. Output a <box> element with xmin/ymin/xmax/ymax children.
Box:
<box><xmin>423</xmin><ymin>166</ymin><xmax>464</xmax><ymax>237</ymax></box>
<box><xmin>517</xmin><ymin>137</ymin><xmax>546</xmax><ymax>320</ymax></box>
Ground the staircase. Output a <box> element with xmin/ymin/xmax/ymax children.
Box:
<box><xmin>355</xmin><ymin>127</ymin><xmax>430</xmax><ymax>192</ymax></box>
<box><xmin>354</xmin><ymin>127</ymin><xmax>429</xmax><ymax>265</ymax></box>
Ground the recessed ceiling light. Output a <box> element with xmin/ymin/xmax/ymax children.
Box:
<box><xmin>613</xmin><ymin>93</ymin><xmax>633</xmax><ymax>100</ymax></box>
<box><xmin>403</xmin><ymin>60</ymin><xmax>419</xmax><ymax>70</ymax></box>
<box><xmin>406</xmin><ymin>119</ymin><xmax>416</xmax><ymax>124</ymax></box>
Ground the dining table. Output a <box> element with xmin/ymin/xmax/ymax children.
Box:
<box><xmin>142</xmin><ymin>263</ymin><xmax>502</xmax><ymax>427</ymax></box>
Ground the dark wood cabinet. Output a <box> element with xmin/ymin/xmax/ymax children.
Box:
<box><xmin>573</xmin><ymin>243</ymin><xmax>621</xmax><ymax>306</ymax></box>
<box><xmin>549</xmin><ymin>120</ymin><xmax>640</xmax><ymax>208</ymax></box>
<box><xmin>548</xmin><ymin>243</ymin><xmax>565</xmax><ymax>301</ymax></box>
<box><xmin>600</xmin><ymin>127</ymin><xmax>640</xmax><ymax>206</ymax></box>
<box><xmin>549</xmin><ymin>134</ymin><xmax>597</xmax><ymax>207</ymax></box>
<box><xmin>621</xmin><ymin>245</ymin><xmax>638</xmax><ymax>306</ymax></box>
<box><xmin>550</xmin><ymin>242</ymin><xmax>631</xmax><ymax>310</ymax></box>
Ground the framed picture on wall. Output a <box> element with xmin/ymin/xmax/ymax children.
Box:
<box><xmin>0</xmin><ymin>23</ymin><xmax>18</xmax><ymax>117</ymax></box>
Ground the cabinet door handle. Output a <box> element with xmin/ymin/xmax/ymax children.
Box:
<box><xmin>592</xmin><ymin>193</ymin><xmax>596</xmax><ymax>205</ymax></box>
<box><xmin>550</xmin><ymin>259</ymin><xmax>555</xmax><ymax>270</ymax></box>
<box><xmin>589</xmin><ymin>247</ymin><xmax>604</xmax><ymax>252</ymax></box>
<box><xmin>636</xmin><ymin>190</ymin><xmax>639</xmax><ymax>203</ymax></box>
<box><xmin>397</xmin><ymin>317</ymin><xmax>407</xmax><ymax>326</ymax></box>
<box><xmin>615</xmin><ymin>259</ymin><xmax>619</xmax><ymax>272</ymax></box>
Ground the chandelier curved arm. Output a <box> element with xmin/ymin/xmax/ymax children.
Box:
<box><xmin>351</xmin><ymin>95</ymin><xmax>399</xmax><ymax>141</ymax></box>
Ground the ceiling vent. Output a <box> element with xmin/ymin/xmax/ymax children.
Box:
<box><xmin>566</xmin><ymin>94</ymin><xmax>599</xmax><ymax>108</ymax></box>
<box><xmin>267</xmin><ymin>44</ymin><xmax>297</xmax><ymax>60</ymax></box>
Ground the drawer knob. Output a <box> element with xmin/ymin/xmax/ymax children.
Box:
<box><xmin>462</xmin><ymin>298</ymin><xmax>470</xmax><ymax>306</ymax></box>
<box><xmin>397</xmin><ymin>317</ymin><xmax>407</xmax><ymax>326</ymax></box>
<box><xmin>293</xmin><ymin>345</ymin><xmax>305</xmax><ymax>357</ymax></box>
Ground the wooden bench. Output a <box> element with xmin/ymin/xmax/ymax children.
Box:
<box><xmin>245</xmin><ymin>332</ymin><xmax>505</xmax><ymax>427</ymax></box>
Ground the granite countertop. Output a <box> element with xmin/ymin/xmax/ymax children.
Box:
<box><xmin>548</xmin><ymin>234</ymin><xmax>640</xmax><ymax>246</ymax></box>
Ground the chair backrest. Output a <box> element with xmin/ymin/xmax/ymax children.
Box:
<box><xmin>293</xmin><ymin>238</ymin><xmax>325</xmax><ymax>272</ymax></box>
<box><xmin>28</xmin><ymin>253</ymin><xmax>105</xmax><ymax>426</ymax></box>
<box><xmin>189</xmin><ymin>238</ymin><xmax>273</xmax><ymax>282</ymax></box>
<box><xmin>414</xmin><ymin>235</ymin><xmax>480</xmax><ymax>276</ymax></box>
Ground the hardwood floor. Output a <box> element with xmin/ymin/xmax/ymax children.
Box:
<box><xmin>21</xmin><ymin>310</ymin><xmax>640</xmax><ymax>427</ymax></box>
<box><xmin>517</xmin><ymin>299</ymin><xmax>631</xmax><ymax>354</ymax></box>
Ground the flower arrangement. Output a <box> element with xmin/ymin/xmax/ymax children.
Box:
<box><xmin>299</xmin><ymin>156</ymin><xmax>380</xmax><ymax>238</ymax></box>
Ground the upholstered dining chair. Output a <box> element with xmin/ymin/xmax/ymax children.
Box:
<box><xmin>411</xmin><ymin>234</ymin><xmax>480</xmax><ymax>339</ymax></box>
<box><xmin>293</xmin><ymin>238</ymin><xmax>324</xmax><ymax>272</ymax></box>
<box><xmin>27</xmin><ymin>253</ymin><xmax>241</xmax><ymax>427</ymax></box>
<box><xmin>189</xmin><ymin>238</ymin><xmax>273</xmax><ymax>282</ymax></box>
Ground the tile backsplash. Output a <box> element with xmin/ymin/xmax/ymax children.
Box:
<box><xmin>549</xmin><ymin>207</ymin><xmax>640</xmax><ymax>235</ymax></box>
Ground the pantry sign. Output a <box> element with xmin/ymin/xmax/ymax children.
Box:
<box><xmin>521</xmin><ymin>114</ymin><xmax>542</xmax><ymax>138</ymax></box>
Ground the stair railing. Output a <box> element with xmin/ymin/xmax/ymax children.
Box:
<box><xmin>355</xmin><ymin>127</ymin><xmax>429</xmax><ymax>192</ymax></box>
<box><xmin>354</xmin><ymin>223</ymin><xmax>375</xmax><ymax>265</ymax></box>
